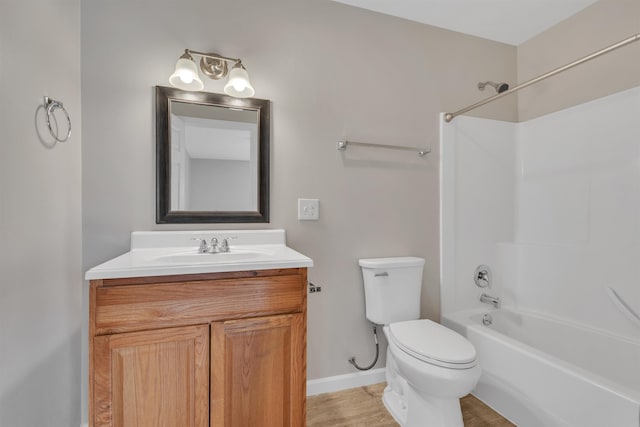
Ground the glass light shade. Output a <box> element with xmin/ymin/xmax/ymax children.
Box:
<box><xmin>224</xmin><ymin>64</ymin><xmax>255</xmax><ymax>98</ymax></box>
<box><xmin>169</xmin><ymin>57</ymin><xmax>204</xmax><ymax>91</ymax></box>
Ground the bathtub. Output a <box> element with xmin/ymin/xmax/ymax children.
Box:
<box><xmin>443</xmin><ymin>308</ymin><xmax>640</xmax><ymax>427</ymax></box>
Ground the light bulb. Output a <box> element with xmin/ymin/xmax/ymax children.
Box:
<box><xmin>180</xmin><ymin>72</ymin><xmax>194</xmax><ymax>84</ymax></box>
<box><xmin>224</xmin><ymin>62</ymin><xmax>254</xmax><ymax>98</ymax></box>
<box><xmin>169</xmin><ymin>53</ymin><xmax>204</xmax><ymax>91</ymax></box>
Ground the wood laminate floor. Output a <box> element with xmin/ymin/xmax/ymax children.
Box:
<box><xmin>307</xmin><ymin>383</ymin><xmax>515</xmax><ymax>427</ymax></box>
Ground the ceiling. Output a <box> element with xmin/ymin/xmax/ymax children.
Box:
<box><xmin>332</xmin><ymin>0</ymin><xmax>599</xmax><ymax>45</ymax></box>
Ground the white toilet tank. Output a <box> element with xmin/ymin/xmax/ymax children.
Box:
<box><xmin>359</xmin><ymin>257</ymin><xmax>425</xmax><ymax>325</ymax></box>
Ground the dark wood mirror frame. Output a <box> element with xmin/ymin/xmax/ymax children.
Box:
<box><xmin>155</xmin><ymin>86</ymin><xmax>270</xmax><ymax>223</ymax></box>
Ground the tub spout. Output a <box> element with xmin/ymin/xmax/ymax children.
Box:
<box><xmin>480</xmin><ymin>293</ymin><xmax>501</xmax><ymax>308</ymax></box>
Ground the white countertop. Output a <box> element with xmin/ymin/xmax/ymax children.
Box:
<box><xmin>85</xmin><ymin>229</ymin><xmax>313</xmax><ymax>280</ymax></box>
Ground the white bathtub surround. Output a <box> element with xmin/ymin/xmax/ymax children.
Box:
<box><xmin>444</xmin><ymin>309</ymin><xmax>640</xmax><ymax>427</ymax></box>
<box><xmin>441</xmin><ymin>85</ymin><xmax>640</xmax><ymax>338</ymax></box>
<box><xmin>439</xmin><ymin>114</ymin><xmax>518</xmax><ymax>315</ymax></box>
<box><xmin>513</xmin><ymin>87</ymin><xmax>640</xmax><ymax>339</ymax></box>
<box><xmin>441</xmin><ymin>85</ymin><xmax>640</xmax><ymax>426</ymax></box>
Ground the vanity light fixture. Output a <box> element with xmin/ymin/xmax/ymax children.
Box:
<box><xmin>169</xmin><ymin>49</ymin><xmax>255</xmax><ymax>98</ymax></box>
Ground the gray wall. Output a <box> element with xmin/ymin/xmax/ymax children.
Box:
<box><xmin>0</xmin><ymin>0</ymin><xmax>82</xmax><ymax>426</ymax></box>
<box><xmin>518</xmin><ymin>0</ymin><xmax>640</xmax><ymax>121</ymax></box>
<box><xmin>0</xmin><ymin>0</ymin><xmax>634</xmax><ymax>425</ymax></box>
<box><xmin>81</xmin><ymin>0</ymin><xmax>516</xmax><ymax>387</ymax></box>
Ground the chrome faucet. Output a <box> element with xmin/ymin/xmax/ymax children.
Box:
<box><xmin>480</xmin><ymin>293</ymin><xmax>501</xmax><ymax>308</ymax></box>
<box><xmin>210</xmin><ymin>237</ymin><xmax>232</xmax><ymax>253</ymax></box>
<box><xmin>192</xmin><ymin>237</ymin><xmax>233</xmax><ymax>253</ymax></box>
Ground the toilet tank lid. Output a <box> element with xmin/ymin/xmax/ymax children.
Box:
<box><xmin>359</xmin><ymin>257</ymin><xmax>425</xmax><ymax>269</ymax></box>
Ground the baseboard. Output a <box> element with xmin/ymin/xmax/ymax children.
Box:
<box><xmin>306</xmin><ymin>368</ymin><xmax>386</xmax><ymax>396</ymax></box>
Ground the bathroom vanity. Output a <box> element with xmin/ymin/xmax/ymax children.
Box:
<box><xmin>85</xmin><ymin>230</ymin><xmax>312</xmax><ymax>427</ymax></box>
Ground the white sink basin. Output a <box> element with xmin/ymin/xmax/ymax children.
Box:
<box><xmin>85</xmin><ymin>229</ymin><xmax>313</xmax><ymax>280</ymax></box>
<box><xmin>152</xmin><ymin>249</ymin><xmax>273</xmax><ymax>264</ymax></box>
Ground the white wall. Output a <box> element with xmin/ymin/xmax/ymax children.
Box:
<box><xmin>442</xmin><ymin>86</ymin><xmax>640</xmax><ymax>341</ymax></box>
<box><xmin>0</xmin><ymin>0</ymin><xmax>82</xmax><ymax>425</ymax></box>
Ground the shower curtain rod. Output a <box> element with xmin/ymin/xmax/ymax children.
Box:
<box><xmin>444</xmin><ymin>33</ymin><xmax>640</xmax><ymax>123</ymax></box>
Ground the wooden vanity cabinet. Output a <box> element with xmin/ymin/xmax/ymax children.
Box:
<box><xmin>89</xmin><ymin>268</ymin><xmax>307</xmax><ymax>427</ymax></box>
<box><xmin>93</xmin><ymin>324</ymin><xmax>210</xmax><ymax>427</ymax></box>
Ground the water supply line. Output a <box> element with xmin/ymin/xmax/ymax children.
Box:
<box><xmin>348</xmin><ymin>324</ymin><xmax>380</xmax><ymax>371</ymax></box>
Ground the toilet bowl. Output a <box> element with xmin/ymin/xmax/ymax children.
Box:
<box><xmin>383</xmin><ymin>321</ymin><xmax>481</xmax><ymax>426</ymax></box>
<box><xmin>359</xmin><ymin>257</ymin><xmax>481</xmax><ymax>427</ymax></box>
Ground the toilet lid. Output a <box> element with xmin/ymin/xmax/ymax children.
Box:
<box><xmin>389</xmin><ymin>320</ymin><xmax>477</xmax><ymax>369</ymax></box>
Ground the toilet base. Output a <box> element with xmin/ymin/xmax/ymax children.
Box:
<box><xmin>382</xmin><ymin>382</ymin><xmax>464</xmax><ymax>427</ymax></box>
<box><xmin>382</xmin><ymin>384</ymin><xmax>407</xmax><ymax>426</ymax></box>
<box><xmin>382</xmin><ymin>346</ymin><xmax>409</xmax><ymax>425</ymax></box>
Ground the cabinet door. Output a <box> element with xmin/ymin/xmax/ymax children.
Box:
<box><xmin>93</xmin><ymin>325</ymin><xmax>209</xmax><ymax>427</ymax></box>
<box><xmin>211</xmin><ymin>314</ymin><xmax>306</xmax><ymax>427</ymax></box>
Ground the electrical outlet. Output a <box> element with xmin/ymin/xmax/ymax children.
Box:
<box><xmin>298</xmin><ymin>198</ymin><xmax>319</xmax><ymax>220</ymax></box>
<box><xmin>308</xmin><ymin>282</ymin><xmax>322</xmax><ymax>294</ymax></box>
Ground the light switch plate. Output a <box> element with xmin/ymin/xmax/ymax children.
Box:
<box><xmin>298</xmin><ymin>198</ymin><xmax>319</xmax><ymax>220</ymax></box>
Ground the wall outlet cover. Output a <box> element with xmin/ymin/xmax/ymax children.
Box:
<box><xmin>298</xmin><ymin>198</ymin><xmax>320</xmax><ymax>220</ymax></box>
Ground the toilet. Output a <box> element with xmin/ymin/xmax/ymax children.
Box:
<box><xmin>360</xmin><ymin>257</ymin><xmax>481</xmax><ymax>427</ymax></box>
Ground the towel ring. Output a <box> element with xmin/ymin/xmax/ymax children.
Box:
<box><xmin>44</xmin><ymin>96</ymin><xmax>71</xmax><ymax>142</ymax></box>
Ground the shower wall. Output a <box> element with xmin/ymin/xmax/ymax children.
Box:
<box><xmin>513</xmin><ymin>86</ymin><xmax>640</xmax><ymax>339</ymax></box>
<box><xmin>442</xmin><ymin>85</ymin><xmax>640</xmax><ymax>341</ymax></box>
<box><xmin>440</xmin><ymin>116</ymin><xmax>517</xmax><ymax>314</ymax></box>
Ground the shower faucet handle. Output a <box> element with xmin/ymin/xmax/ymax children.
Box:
<box><xmin>474</xmin><ymin>265</ymin><xmax>491</xmax><ymax>288</ymax></box>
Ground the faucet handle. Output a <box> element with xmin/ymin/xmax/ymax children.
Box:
<box><xmin>220</xmin><ymin>237</ymin><xmax>236</xmax><ymax>252</ymax></box>
<box><xmin>474</xmin><ymin>265</ymin><xmax>491</xmax><ymax>288</ymax></box>
<box><xmin>191</xmin><ymin>238</ymin><xmax>208</xmax><ymax>253</ymax></box>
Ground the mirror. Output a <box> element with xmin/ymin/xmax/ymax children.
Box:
<box><xmin>156</xmin><ymin>86</ymin><xmax>270</xmax><ymax>223</ymax></box>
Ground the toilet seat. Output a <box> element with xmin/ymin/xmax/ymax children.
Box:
<box><xmin>389</xmin><ymin>319</ymin><xmax>477</xmax><ymax>370</ymax></box>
